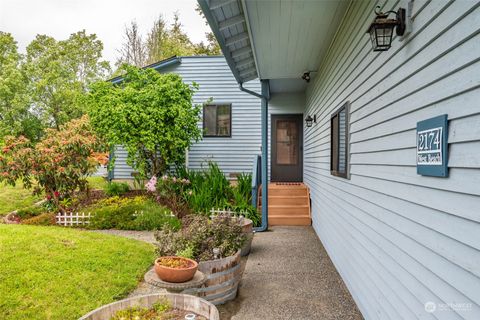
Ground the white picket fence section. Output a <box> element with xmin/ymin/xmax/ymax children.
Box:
<box><xmin>55</xmin><ymin>209</ymin><xmax>244</xmax><ymax>227</ymax></box>
<box><xmin>55</xmin><ymin>212</ymin><xmax>92</xmax><ymax>227</ymax></box>
<box><xmin>209</xmin><ymin>208</ymin><xmax>248</xmax><ymax>218</ymax></box>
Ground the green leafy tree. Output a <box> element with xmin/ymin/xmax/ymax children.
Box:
<box><xmin>0</xmin><ymin>32</ymin><xmax>42</xmax><ymax>141</ymax></box>
<box><xmin>195</xmin><ymin>4</ymin><xmax>221</xmax><ymax>55</ymax></box>
<box><xmin>24</xmin><ymin>31</ymin><xmax>110</xmax><ymax>131</ymax></box>
<box><xmin>161</xmin><ymin>13</ymin><xmax>196</xmax><ymax>57</ymax></box>
<box><xmin>145</xmin><ymin>16</ymin><xmax>168</xmax><ymax>65</ymax></box>
<box><xmin>116</xmin><ymin>12</ymin><xmax>220</xmax><ymax>69</ymax></box>
<box><xmin>87</xmin><ymin>64</ymin><xmax>202</xmax><ymax>177</ymax></box>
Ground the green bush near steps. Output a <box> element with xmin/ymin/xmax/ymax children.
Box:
<box><xmin>86</xmin><ymin>196</ymin><xmax>180</xmax><ymax>231</ymax></box>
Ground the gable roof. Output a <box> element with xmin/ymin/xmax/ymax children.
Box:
<box><xmin>109</xmin><ymin>56</ymin><xmax>182</xmax><ymax>84</ymax></box>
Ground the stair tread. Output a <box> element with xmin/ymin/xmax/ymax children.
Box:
<box><xmin>268</xmin><ymin>195</ymin><xmax>309</xmax><ymax>198</ymax></box>
<box><xmin>263</xmin><ymin>204</ymin><xmax>309</xmax><ymax>208</ymax></box>
<box><xmin>268</xmin><ymin>214</ymin><xmax>311</xmax><ymax>217</ymax></box>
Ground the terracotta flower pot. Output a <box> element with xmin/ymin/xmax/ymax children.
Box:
<box><xmin>154</xmin><ymin>256</ymin><xmax>198</xmax><ymax>283</ymax></box>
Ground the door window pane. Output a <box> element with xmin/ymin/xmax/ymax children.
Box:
<box><xmin>276</xmin><ymin>120</ymin><xmax>298</xmax><ymax>165</ymax></box>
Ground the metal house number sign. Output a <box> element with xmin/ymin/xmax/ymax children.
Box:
<box><xmin>416</xmin><ymin>114</ymin><xmax>448</xmax><ymax>177</ymax></box>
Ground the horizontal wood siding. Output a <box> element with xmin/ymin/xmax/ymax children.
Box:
<box><xmin>112</xmin><ymin>56</ymin><xmax>262</xmax><ymax>179</ymax></box>
<box><xmin>304</xmin><ymin>1</ymin><xmax>480</xmax><ymax>319</ymax></box>
<box><xmin>176</xmin><ymin>57</ymin><xmax>261</xmax><ymax>177</ymax></box>
<box><xmin>111</xmin><ymin>145</ymin><xmax>134</xmax><ymax>180</ymax></box>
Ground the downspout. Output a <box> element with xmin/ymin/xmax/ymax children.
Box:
<box><xmin>240</xmin><ymin>80</ymin><xmax>270</xmax><ymax>232</ymax></box>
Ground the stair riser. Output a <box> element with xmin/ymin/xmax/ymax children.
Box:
<box><xmin>266</xmin><ymin>197</ymin><xmax>309</xmax><ymax>206</ymax></box>
<box><xmin>268</xmin><ymin>217</ymin><xmax>311</xmax><ymax>226</ymax></box>
<box><xmin>260</xmin><ymin>189</ymin><xmax>308</xmax><ymax>197</ymax></box>
<box><xmin>261</xmin><ymin>207</ymin><xmax>310</xmax><ymax>216</ymax></box>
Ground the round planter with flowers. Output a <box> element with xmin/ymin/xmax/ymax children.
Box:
<box><xmin>154</xmin><ymin>256</ymin><xmax>198</xmax><ymax>283</ymax></box>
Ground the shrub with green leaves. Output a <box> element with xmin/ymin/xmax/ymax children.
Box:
<box><xmin>87</xmin><ymin>196</ymin><xmax>180</xmax><ymax>231</ymax></box>
<box><xmin>103</xmin><ymin>181</ymin><xmax>130</xmax><ymax>197</ymax></box>
<box><xmin>88</xmin><ymin>65</ymin><xmax>202</xmax><ymax>178</ymax></box>
<box><xmin>22</xmin><ymin>212</ymin><xmax>56</xmax><ymax>225</ymax></box>
<box><xmin>15</xmin><ymin>205</ymin><xmax>45</xmax><ymax>220</ymax></box>
<box><xmin>155</xmin><ymin>215</ymin><xmax>246</xmax><ymax>261</ymax></box>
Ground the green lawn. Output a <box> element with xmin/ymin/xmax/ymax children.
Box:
<box><xmin>0</xmin><ymin>225</ymin><xmax>155</xmax><ymax>320</ymax></box>
<box><xmin>0</xmin><ymin>182</ymin><xmax>41</xmax><ymax>215</ymax></box>
<box><xmin>86</xmin><ymin>176</ymin><xmax>108</xmax><ymax>190</ymax></box>
<box><xmin>0</xmin><ymin>177</ymin><xmax>108</xmax><ymax>216</ymax></box>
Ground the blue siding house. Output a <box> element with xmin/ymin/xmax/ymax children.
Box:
<box><xmin>110</xmin><ymin>56</ymin><xmax>263</xmax><ymax>179</ymax></box>
<box><xmin>194</xmin><ymin>0</ymin><xmax>480</xmax><ymax>319</ymax></box>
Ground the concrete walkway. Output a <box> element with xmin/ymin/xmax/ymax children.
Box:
<box><xmin>229</xmin><ymin>226</ymin><xmax>363</xmax><ymax>320</ymax></box>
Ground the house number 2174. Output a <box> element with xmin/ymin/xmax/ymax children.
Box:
<box><xmin>417</xmin><ymin>127</ymin><xmax>442</xmax><ymax>152</ymax></box>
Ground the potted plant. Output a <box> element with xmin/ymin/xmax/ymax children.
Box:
<box><xmin>80</xmin><ymin>293</ymin><xmax>219</xmax><ymax>320</ymax></box>
<box><xmin>155</xmin><ymin>215</ymin><xmax>246</xmax><ymax>303</ymax></box>
<box><xmin>154</xmin><ymin>256</ymin><xmax>198</xmax><ymax>283</ymax></box>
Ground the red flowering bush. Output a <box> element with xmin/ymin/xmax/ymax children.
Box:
<box><xmin>0</xmin><ymin>115</ymin><xmax>107</xmax><ymax>211</ymax></box>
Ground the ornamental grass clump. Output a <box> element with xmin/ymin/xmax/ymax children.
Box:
<box><xmin>154</xmin><ymin>162</ymin><xmax>261</xmax><ymax>225</ymax></box>
<box><xmin>155</xmin><ymin>215</ymin><xmax>246</xmax><ymax>262</ymax></box>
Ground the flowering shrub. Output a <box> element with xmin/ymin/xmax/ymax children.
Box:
<box><xmin>153</xmin><ymin>174</ymin><xmax>192</xmax><ymax>217</ymax></box>
<box><xmin>0</xmin><ymin>115</ymin><xmax>107</xmax><ymax>211</ymax></box>
<box><xmin>145</xmin><ymin>176</ymin><xmax>157</xmax><ymax>192</ymax></box>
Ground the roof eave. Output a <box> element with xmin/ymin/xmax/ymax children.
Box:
<box><xmin>198</xmin><ymin>0</ymin><xmax>258</xmax><ymax>84</ymax></box>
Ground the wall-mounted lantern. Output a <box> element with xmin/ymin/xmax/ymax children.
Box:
<box><xmin>366</xmin><ymin>6</ymin><xmax>406</xmax><ymax>51</ymax></box>
<box><xmin>305</xmin><ymin>115</ymin><xmax>316</xmax><ymax>128</ymax></box>
<box><xmin>302</xmin><ymin>72</ymin><xmax>311</xmax><ymax>83</ymax></box>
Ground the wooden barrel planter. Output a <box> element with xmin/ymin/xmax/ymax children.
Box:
<box><xmin>241</xmin><ymin>218</ymin><xmax>253</xmax><ymax>256</ymax></box>
<box><xmin>79</xmin><ymin>293</ymin><xmax>219</xmax><ymax>320</ymax></box>
<box><xmin>196</xmin><ymin>250</ymin><xmax>242</xmax><ymax>305</ymax></box>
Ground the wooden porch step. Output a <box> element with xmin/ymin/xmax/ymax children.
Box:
<box><xmin>268</xmin><ymin>215</ymin><xmax>312</xmax><ymax>226</ymax></box>
<box><xmin>260</xmin><ymin>196</ymin><xmax>309</xmax><ymax>206</ymax></box>
<box><xmin>262</xmin><ymin>188</ymin><xmax>308</xmax><ymax>197</ymax></box>
<box><xmin>265</xmin><ymin>205</ymin><xmax>310</xmax><ymax>216</ymax></box>
<box><xmin>257</xmin><ymin>182</ymin><xmax>311</xmax><ymax>226</ymax></box>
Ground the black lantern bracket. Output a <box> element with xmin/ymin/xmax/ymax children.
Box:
<box><xmin>366</xmin><ymin>4</ymin><xmax>411</xmax><ymax>51</ymax></box>
<box><xmin>305</xmin><ymin>115</ymin><xmax>317</xmax><ymax>128</ymax></box>
<box><xmin>399</xmin><ymin>0</ymin><xmax>414</xmax><ymax>42</ymax></box>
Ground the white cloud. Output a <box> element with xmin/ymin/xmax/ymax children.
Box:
<box><xmin>0</xmin><ymin>0</ymin><xmax>211</xmax><ymax>65</ymax></box>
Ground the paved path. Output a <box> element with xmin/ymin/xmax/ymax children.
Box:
<box><xmin>230</xmin><ymin>226</ymin><xmax>363</xmax><ymax>320</ymax></box>
<box><xmin>92</xmin><ymin>229</ymin><xmax>157</xmax><ymax>244</ymax></box>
